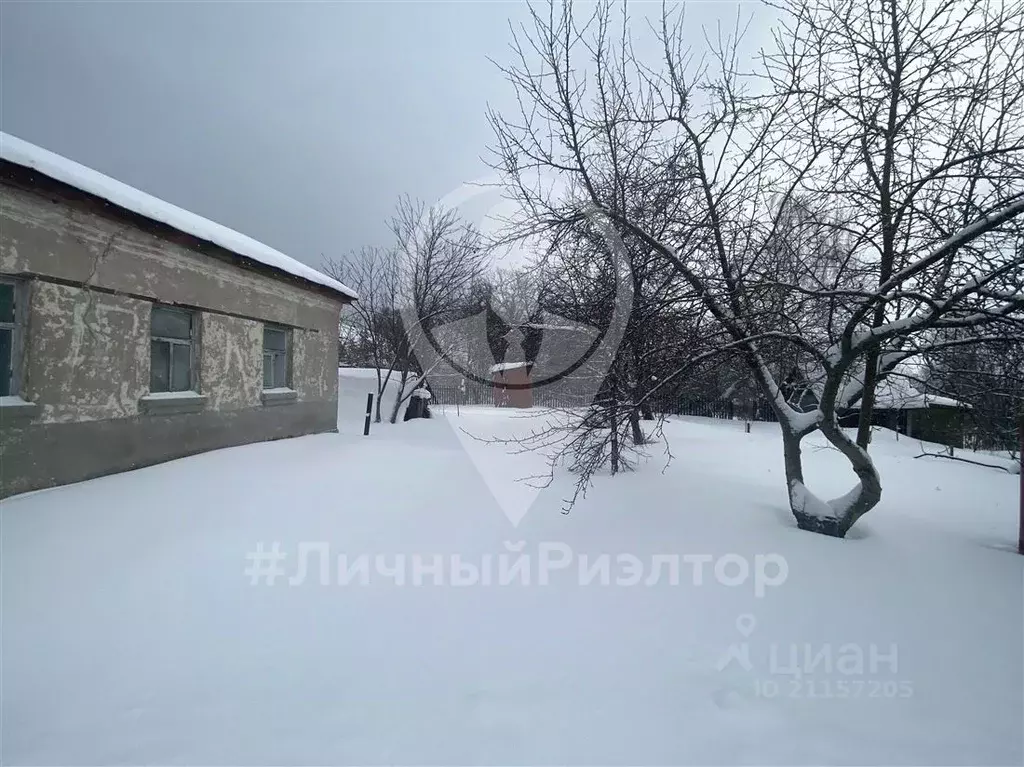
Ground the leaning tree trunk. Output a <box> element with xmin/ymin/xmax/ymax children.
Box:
<box><xmin>374</xmin><ymin>371</ymin><xmax>388</xmax><ymax>423</ymax></box>
<box><xmin>608</xmin><ymin>397</ymin><xmax>621</xmax><ymax>475</ymax></box>
<box><xmin>855</xmin><ymin>350</ymin><xmax>880</xmax><ymax>449</ymax></box>
<box><xmin>628</xmin><ymin>407</ymin><xmax>645</xmax><ymax>445</ymax></box>
<box><xmin>389</xmin><ymin>369</ymin><xmax>409</xmax><ymax>424</ymax></box>
<box><xmin>781</xmin><ymin>418</ymin><xmax>883</xmax><ymax>538</ymax></box>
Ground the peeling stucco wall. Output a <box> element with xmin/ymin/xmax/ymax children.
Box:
<box><xmin>1</xmin><ymin>173</ymin><xmax>347</xmax><ymax>496</ymax></box>
<box><xmin>0</xmin><ymin>180</ymin><xmax>342</xmax><ymax>331</ymax></box>
<box><xmin>0</xmin><ymin>178</ymin><xmax>344</xmax><ymax>419</ymax></box>
<box><xmin>293</xmin><ymin>328</ymin><xmax>338</xmax><ymax>401</ymax></box>
<box><xmin>200</xmin><ymin>314</ymin><xmax>262</xmax><ymax>411</ymax></box>
<box><xmin>26</xmin><ymin>282</ymin><xmax>149</xmax><ymax>424</ymax></box>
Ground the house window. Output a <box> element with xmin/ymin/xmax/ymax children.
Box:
<box><xmin>263</xmin><ymin>326</ymin><xmax>291</xmax><ymax>389</ymax></box>
<box><xmin>150</xmin><ymin>305</ymin><xmax>195</xmax><ymax>392</ymax></box>
<box><xmin>0</xmin><ymin>279</ymin><xmax>23</xmax><ymax>397</ymax></box>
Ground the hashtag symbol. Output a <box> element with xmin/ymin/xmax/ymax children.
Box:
<box><xmin>245</xmin><ymin>542</ymin><xmax>287</xmax><ymax>585</ymax></box>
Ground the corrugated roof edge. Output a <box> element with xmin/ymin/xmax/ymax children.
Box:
<box><xmin>0</xmin><ymin>132</ymin><xmax>358</xmax><ymax>301</ymax></box>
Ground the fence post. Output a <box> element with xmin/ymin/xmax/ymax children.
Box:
<box><xmin>363</xmin><ymin>392</ymin><xmax>373</xmax><ymax>436</ymax></box>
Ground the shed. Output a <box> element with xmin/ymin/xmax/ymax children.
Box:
<box><xmin>490</xmin><ymin>361</ymin><xmax>533</xmax><ymax>408</ymax></box>
<box><xmin>839</xmin><ymin>377</ymin><xmax>968</xmax><ymax>446</ymax></box>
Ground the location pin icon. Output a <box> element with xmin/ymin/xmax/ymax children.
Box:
<box><xmin>736</xmin><ymin>614</ymin><xmax>757</xmax><ymax>637</ymax></box>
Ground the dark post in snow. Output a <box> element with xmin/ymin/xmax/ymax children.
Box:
<box><xmin>1018</xmin><ymin>414</ymin><xmax>1023</xmax><ymax>555</ymax></box>
<box><xmin>363</xmin><ymin>393</ymin><xmax>374</xmax><ymax>437</ymax></box>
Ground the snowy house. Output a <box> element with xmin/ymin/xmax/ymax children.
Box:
<box><xmin>0</xmin><ymin>132</ymin><xmax>357</xmax><ymax>497</ymax></box>
<box><xmin>779</xmin><ymin>361</ymin><xmax>968</xmax><ymax>446</ymax></box>
<box><xmin>837</xmin><ymin>374</ymin><xmax>968</xmax><ymax>446</ymax></box>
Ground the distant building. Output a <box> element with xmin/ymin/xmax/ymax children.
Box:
<box><xmin>738</xmin><ymin>364</ymin><xmax>970</xmax><ymax>446</ymax></box>
<box><xmin>837</xmin><ymin>379</ymin><xmax>968</xmax><ymax>446</ymax></box>
<box><xmin>490</xmin><ymin>361</ymin><xmax>533</xmax><ymax>408</ymax></box>
<box><xmin>781</xmin><ymin>363</ymin><xmax>969</xmax><ymax>446</ymax></box>
<box><xmin>0</xmin><ymin>133</ymin><xmax>357</xmax><ymax>497</ymax></box>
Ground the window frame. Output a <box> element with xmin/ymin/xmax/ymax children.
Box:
<box><xmin>149</xmin><ymin>304</ymin><xmax>198</xmax><ymax>394</ymax></box>
<box><xmin>0</xmin><ymin>277</ymin><xmax>27</xmax><ymax>398</ymax></box>
<box><xmin>262</xmin><ymin>324</ymin><xmax>292</xmax><ymax>390</ymax></box>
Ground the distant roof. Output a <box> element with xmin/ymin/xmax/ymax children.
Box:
<box><xmin>872</xmin><ymin>375</ymin><xmax>966</xmax><ymax>410</ymax></box>
<box><xmin>523</xmin><ymin>322</ymin><xmax>592</xmax><ymax>333</ymax></box>
<box><xmin>490</xmin><ymin>361</ymin><xmax>531</xmax><ymax>373</ymax></box>
<box><xmin>0</xmin><ymin>132</ymin><xmax>358</xmax><ymax>301</ymax></box>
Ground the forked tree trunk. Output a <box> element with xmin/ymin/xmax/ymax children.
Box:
<box><xmin>781</xmin><ymin>419</ymin><xmax>883</xmax><ymax>538</ymax></box>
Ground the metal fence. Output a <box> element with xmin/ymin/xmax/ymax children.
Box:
<box><xmin>430</xmin><ymin>384</ymin><xmax>595</xmax><ymax>410</ymax></box>
<box><xmin>430</xmin><ymin>385</ymin><xmax>493</xmax><ymax>407</ymax></box>
<box><xmin>532</xmin><ymin>389</ymin><xmax>593</xmax><ymax>409</ymax></box>
<box><xmin>671</xmin><ymin>399</ymin><xmax>779</xmax><ymax>423</ymax></box>
<box><xmin>428</xmin><ymin>382</ymin><xmax>780</xmax><ymax>424</ymax></box>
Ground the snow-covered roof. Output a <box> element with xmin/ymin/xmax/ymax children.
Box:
<box><xmin>489</xmin><ymin>361</ymin><xmax>531</xmax><ymax>374</ymax></box>
<box><xmin>871</xmin><ymin>373</ymin><xmax>965</xmax><ymax>410</ymax></box>
<box><xmin>0</xmin><ymin>132</ymin><xmax>358</xmax><ymax>301</ymax></box>
<box><xmin>523</xmin><ymin>322</ymin><xmax>592</xmax><ymax>334</ymax></box>
<box><xmin>785</xmin><ymin>359</ymin><xmax>967</xmax><ymax>411</ymax></box>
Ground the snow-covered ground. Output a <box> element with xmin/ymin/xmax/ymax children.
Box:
<box><xmin>2</xmin><ymin>371</ymin><xmax>1021</xmax><ymax>765</ymax></box>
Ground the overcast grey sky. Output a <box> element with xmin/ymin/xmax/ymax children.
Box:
<box><xmin>1</xmin><ymin>1</ymin><xmax>755</xmax><ymax>272</ymax></box>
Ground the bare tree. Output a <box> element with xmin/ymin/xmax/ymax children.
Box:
<box><xmin>491</xmin><ymin>266</ymin><xmax>542</xmax><ymax>328</ymax></box>
<box><xmin>324</xmin><ymin>246</ymin><xmax>401</xmax><ymax>422</ymax></box>
<box><xmin>490</xmin><ymin>0</ymin><xmax>1024</xmax><ymax>536</ymax></box>
<box><xmin>539</xmin><ymin>226</ymin><xmax>643</xmax><ymax>478</ymax></box>
<box><xmin>325</xmin><ymin>198</ymin><xmax>488</xmax><ymax>424</ymax></box>
<box><xmin>391</xmin><ymin>197</ymin><xmax>488</xmax><ymax>423</ymax></box>
<box><xmin>765</xmin><ymin>0</ymin><xmax>1024</xmax><ymax>449</ymax></box>
<box><xmin>927</xmin><ymin>335</ymin><xmax>1024</xmax><ymax>458</ymax></box>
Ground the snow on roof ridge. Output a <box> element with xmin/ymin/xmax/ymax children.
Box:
<box><xmin>0</xmin><ymin>132</ymin><xmax>358</xmax><ymax>301</ymax></box>
<box><xmin>489</xmin><ymin>361</ymin><xmax>531</xmax><ymax>373</ymax></box>
<box><xmin>523</xmin><ymin>322</ymin><xmax>591</xmax><ymax>333</ymax></box>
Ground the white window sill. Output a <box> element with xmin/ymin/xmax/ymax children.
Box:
<box><xmin>141</xmin><ymin>390</ymin><xmax>207</xmax><ymax>400</ymax></box>
<box><xmin>262</xmin><ymin>387</ymin><xmax>298</xmax><ymax>406</ymax></box>
<box><xmin>0</xmin><ymin>395</ymin><xmax>40</xmax><ymax>422</ymax></box>
<box><xmin>139</xmin><ymin>391</ymin><xmax>207</xmax><ymax>415</ymax></box>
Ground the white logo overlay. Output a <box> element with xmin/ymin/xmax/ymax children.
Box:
<box><xmin>399</xmin><ymin>174</ymin><xmax>634</xmax><ymax>526</ymax></box>
<box><xmin>716</xmin><ymin>614</ymin><xmax>759</xmax><ymax>672</ymax></box>
<box><xmin>713</xmin><ymin>613</ymin><xmax>914</xmax><ymax>704</ymax></box>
